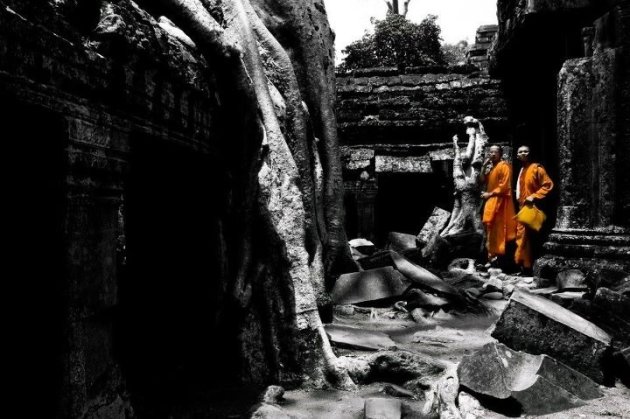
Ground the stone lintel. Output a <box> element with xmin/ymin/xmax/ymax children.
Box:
<box><xmin>375</xmin><ymin>155</ymin><xmax>432</xmax><ymax>173</ymax></box>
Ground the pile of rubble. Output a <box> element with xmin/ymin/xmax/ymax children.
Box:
<box><xmin>317</xmin><ymin>232</ymin><xmax>628</xmax><ymax>417</ymax></box>
<box><xmin>250</xmin><ymin>211</ymin><xmax>629</xmax><ymax>418</ymax></box>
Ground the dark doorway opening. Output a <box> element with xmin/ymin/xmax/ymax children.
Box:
<box><xmin>4</xmin><ymin>100</ymin><xmax>66</xmax><ymax>416</ymax></box>
<box><xmin>375</xmin><ymin>169</ymin><xmax>451</xmax><ymax>247</ymax></box>
<box><xmin>120</xmin><ymin>134</ymin><xmax>236</xmax><ymax>416</ymax></box>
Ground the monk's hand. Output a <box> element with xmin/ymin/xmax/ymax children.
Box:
<box><xmin>481</xmin><ymin>192</ymin><xmax>492</xmax><ymax>200</ymax></box>
<box><xmin>525</xmin><ymin>196</ymin><xmax>535</xmax><ymax>206</ymax></box>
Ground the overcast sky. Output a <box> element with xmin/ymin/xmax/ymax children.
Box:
<box><xmin>323</xmin><ymin>0</ymin><xmax>498</xmax><ymax>62</ymax></box>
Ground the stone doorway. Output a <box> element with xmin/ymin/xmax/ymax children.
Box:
<box><xmin>4</xmin><ymin>101</ymin><xmax>67</xmax><ymax>416</ymax></box>
<box><xmin>375</xmin><ymin>170</ymin><xmax>451</xmax><ymax>246</ymax></box>
<box><xmin>120</xmin><ymin>134</ymin><xmax>235</xmax><ymax>413</ymax></box>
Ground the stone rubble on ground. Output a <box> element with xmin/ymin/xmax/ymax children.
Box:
<box><xmin>386</xmin><ymin>231</ymin><xmax>419</xmax><ymax>253</ymax></box>
<box><xmin>364</xmin><ymin>398</ymin><xmax>401</xmax><ymax>419</ymax></box>
<box><xmin>458</xmin><ymin>342</ymin><xmax>603</xmax><ymax>415</ymax></box>
<box><xmin>324</xmin><ymin>324</ymin><xmax>397</xmax><ymax>351</ymax></box>
<box><xmin>492</xmin><ymin>289</ymin><xmax>612</xmax><ymax>383</ymax></box>
<box><xmin>331</xmin><ymin>266</ymin><xmax>411</xmax><ymax>305</ymax></box>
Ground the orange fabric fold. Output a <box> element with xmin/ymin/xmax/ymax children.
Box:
<box><xmin>515</xmin><ymin>163</ymin><xmax>554</xmax><ymax>268</ymax></box>
<box><xmin>482</xmin><ymin>160</ymin><xmax>517</xmax><ymax>257</ymax></box>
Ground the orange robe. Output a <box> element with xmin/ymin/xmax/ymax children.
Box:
<box><xmin>482</xmin><ymin>160</ymin><xmax>517</xmax><ymax>258</ymax></box>
<box><xmin>515</xmin><ymin>163</ymin><xmax>554</xmax><ymax>268</ymax></box>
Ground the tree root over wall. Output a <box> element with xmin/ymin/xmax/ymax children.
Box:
<box><xmin>132</xmin><ymin>0</ymin><xmax>355</xmax><ymax>388</ymax></box>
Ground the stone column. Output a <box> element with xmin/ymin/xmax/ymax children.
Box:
<box><xmin>356</xmin><ymin>180</ymin><xmax>378</xmax><ymax>241</ymax></box>
<box><xmin>536</xmin><ymin>4</ymin><xmax>630</xmax><ymax>283</ymax></box>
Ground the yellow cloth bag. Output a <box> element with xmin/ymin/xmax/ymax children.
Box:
<box><xmin>515</xmin><ymin>205</ymin><xmax>546</xmax><ymax>231</ymax></box>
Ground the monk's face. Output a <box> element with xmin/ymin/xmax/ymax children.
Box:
<box><xmin>488</xmin><ymin>146</ymin><xmax>502</xmax><ymax>163</ymax></box>
<box><xmin>517</xmin><ymin>146</ymin><xmax>530</xmax><ymax>163</ymax></box>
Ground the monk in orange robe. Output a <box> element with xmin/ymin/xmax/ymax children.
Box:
<box><xmin>481</xmin><ymin>145</ymin><xmax>517</xmax><ymax>262</ymax></box>
<box><xmin>514</xmin><ymin>145</ymin><xmax>554</xmax><ymax>270</ymax></box>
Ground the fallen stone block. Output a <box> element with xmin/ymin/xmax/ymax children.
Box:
<box><xmin>380</xmin><ymin>383</ymin><xmax>417</xmax><ymax>399</ymax></box>
<box><xmin>367</xmin><ymin>351</ymin><xmax>446</xmax><ymax>384</ymax></box>
<box><xmin>325</xmin><ymin>324</ymin><xmax>397</xmax><ymax>351</ymax></box>
<box><xmin>614</xmin><ymin>347</ymin><xmax>630</xmax><ymax>385</ymax></box>
<box><xmin>349</xmin><ymin>238</ymin><xmax>376</xmax><ymax>259</ymax></box>
<box><xmin>358</xmin><ymin>250</ymin><xmax>395</xmax><ymax>270</ymax></box>
<box><xmin>349</xmin><ymin>238</ymin><xmax>375</xmax><ymax>248</ymax></box>
<box><xmin>458</xmin><ymin>342</ymin><xmax>603</xmax><ymax>415</ymax></box>
<box><xmin>556</xmin><ymin>269</ymin><xmax>587</xmax><ymax>290</ymax></box>
<box><xmin>417</xmin><ymin>207</ymin><xmax>450</xmax><ymax>251</ymax></box>
<box><xmin>409</xmin><ymin>308</ymin><xmax>436</xmax><ymax>326</ymax></box>
<box><xmin>386</xmin><ymin>232</ymin><xmax>418</xmax><ymax>253</ymax></box>
<box><xmin>492</xmin><ymin>289</ymin><xmax>612</xmax><ymax>383</ymax></box>
<box><xmin>364</xmin><ymin>398</ymin><xmax>401</xmax><ymax>419</ymax></box>
<box><xmin>550</xmin><ymin>291</ymin><xmax>585</xmax><ymax>307</ymax></box>
<box><xmin>481</xmin><ymin>291</ymin><xmax>503</xmax><ymax>300</ymax></box>
<box><xmin>529</xmin><ymin>286</ymin><xmax>559</xmax><ymax>296</ymax></box>
<box><xmin>332</xmin><ymin>266</ymin><xmax>410</xmax><ymax>305</ymax></box>
<box><xmin>391</xmin><ymin>251</ymin><xmax>458</xmax><ymax>296</ymax></box>
<box><xmin>447</xmin><ymin>258</ymin><xmax>476</xmax><ymax>275</ymax></box>
<box><xmin>593</xmin><ymin>287</ymin><xmax>630</xmax><ymax>319</ymax></box>
<box><xmin>405</xmin><ymin>288</ymin><xmax>450</xmax><ymax>310</ymax></box>
<box><xmin>458</xmin><ymin>391</ymin><xmax>486</xmax><ymax>418</ymax></box>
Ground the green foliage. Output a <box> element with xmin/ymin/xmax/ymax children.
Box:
<box><xmin>339</xmin><ymin>14</ymin><xmax>445</xmax><ymax>70</ymax></box>
<box><xmin>442</xmin><ymin>40</ymin><xmax>469</xmax><ymax>66</ymax></box>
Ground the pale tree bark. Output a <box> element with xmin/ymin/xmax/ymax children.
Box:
<box><xmin>250</xmin><ymin>0</ymin><xmax>357</xmax><ymax>289</ymax></box>
<box><xmin>384</xmin><ymin>0</ymin><xmax>412</xmax><ymax>17</ymax></box>
<box><xmin>135</xmin><ymin>0</ymin><xmax>354</xmax><ymax>388</ymax></box>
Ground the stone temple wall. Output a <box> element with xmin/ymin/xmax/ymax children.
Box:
<box><xmin>492</xmin><ymin>0</ymin><xmax>630</xmax><ymax>281</ymax></box>
<box><xmin>336</xmin><ymin>60</ymin><xmax>510</xmax><ymax>243</ymax></box>
<box><xmin>2</xmin><ymin>2</ymin><xmax>220</xmax><ymax>417</ymax></box>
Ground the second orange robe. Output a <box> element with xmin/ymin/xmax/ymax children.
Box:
<box><xmin>482</xmin><ymin>160</ymin><xmax>517</xmax><ymax>257</ymax></box>
<box><xmin>515</xmin><ymin>163</ymin><xmax>554</xmax><ymax>268</ymax></box>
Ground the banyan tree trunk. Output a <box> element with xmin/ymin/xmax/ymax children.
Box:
<box><xmin>136</xmin><ymin>0</ymin><xmax>355</xmax><ymax>388</ymax></box>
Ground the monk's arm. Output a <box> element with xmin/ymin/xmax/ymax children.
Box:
<box><xmin>530</xmin><ymin>165</ymin><xmax>554</xmax><ymax>200</ymax></box>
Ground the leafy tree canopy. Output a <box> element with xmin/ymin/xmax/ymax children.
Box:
<box><xmin>339</xmin><ymin>13</ymin><xmax>445</xmax><ymax>71</ymax></box>
<box><xmin>442</xmin><ymin>40</ymin><xmax>469</xmax><ymax>66</ymax></box>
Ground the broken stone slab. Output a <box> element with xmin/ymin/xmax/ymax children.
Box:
<box><xmin>428</xmin><ymin>232</ymin><xmax>484</xmax><ymax>268</ymax></box>
<box><xmin>458</xmin><ymin>342</ymin><xmax>603</xmax><ymax>415</ymax></box>
<box><xmin>557</xmin><ymin>269</ymin><xmax>587</xmax><ymax>290</ymax></box>
<box><xmin>492</xmin><ymin>289</ymin><xmax>612</xmax><ymax>383</ymax></box>
<box><xmin>391</xmin><ymin>251</ymin><xmax>459</xmax><ymax>297</ymax></box>
<box><xmin>364</xmin><ymin>398</ymin><xmax>401</xmax><ymax>419</ymax></box>
<box><xmin>331</xmin><ymin>266</ymin><xmax>411</xmax><ymax>305</ymax></box>
<box><xmin>458</xmin><ymin>391</ymin><xmax>486</xmax><ymax>418</ymax></box>
<box><xmin>380</xmin><ymin>383</ymin><xmax>417</xmax><ymax>399</ymax></box>
<box><xmin>249</xmin><ymin>403</ymin><xmax>292</xmax><ymax>419</ymax></box>
<box><xmin>325</xmin><ymin>324</ymin><xmax>397</xmax><ymax>351</ymax></box>
<box><xmin>367</xmin><ymin>350</ymin><xmax>447</xmax><ymax>384</ymax></box>
<box><xmin>349</xmin><ymin>238</ymin><xmax>375</xmax><ymax>248</ymax></box>
<box><xmin>349</xmin><ymin>238</ymin><xmax>376</xmax><ymax>256</ymax></box>
<box><xmin>593</xmin><ymin>287</ymin><xmax>630</xmax><ymax>319</ymax></box>
<box><xmin>481</xmin><ymin>291</ymin><xmax>503</xmax><ymax>300</ymax></box>
<box><xmin>405</xmin><ymin>288</ymin><xmax>450</xmax><ymax>310</ymax></box>
<box><xmin>529</xmin><ymin>286</ymin><xmax>559</xmax><ymax>296</ymax></box>
<box><xmin>550</xmin><ymin>291</ymin><xmax>585</xmax><ymax>307</ymax></box>
<box><xmin>386</xmin><ymin>232</ymin><xmax>418</xmax><ymax>253</ymax></box>
<box><xmin>614</xmin><ymin>347</ymin><xmax>629</xmax><ymax>386</ymax></box>
<box><xmin>446</xmin><ymin>258</ymin><xmax>476</xmax><ymax>281</ymax></box>
<box><xmin>416</xmin><ymin>207</ymin><xmax>450</xmax><ymax>250</ymax></box>
<box><xmin>358</xmin><ymin>250</ymin><xmax>395</xmax><ymax>270</ymax></box>
<box><xmin>409</xmin><ymin>308</ymin><xmax>437</xmax><ymax>326</ymax></box>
